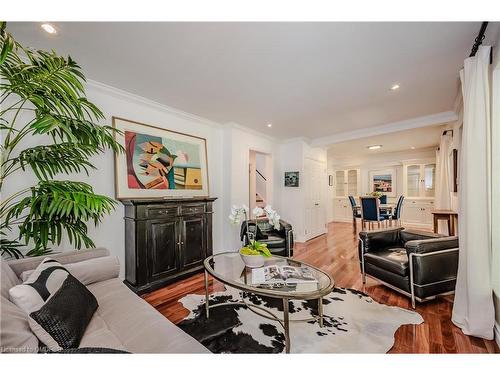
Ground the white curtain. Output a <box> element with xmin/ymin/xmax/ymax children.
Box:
<box><xmin>452</xmin><ymin>46</ymin><xmax>495</xmax><ymax>339</ymax></box>
<box><xmin>435</xmin><ymin>133</ymin><xmax>453</xmax><ymax>234</ymax></box>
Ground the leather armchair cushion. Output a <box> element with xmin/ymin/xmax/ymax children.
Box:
<box><xmin>260</xmin><ymin>235</ymin><xmax>286</xmax><ymax>248</ymax></box>
<box><xmin>400</xmin><ymin>229</ymin><xmax>442</xmax><ymax>243</ymax></box>
<box><xmin>359</xmin><ymin>227</ymin><xmax>403</xmax><ymax>254</ymax></box>
<box><xmin>364</xmin><ymin>248</ymin><xmax>408</xmax><ymax>276</ymax></box>
<box><xmin>364</xmin><ymin>263</ymin><xmax>410</xmax><ymax>293</ymax></box>
<box><xmin>405</xmin><ymin>236</ymin><xmax>459</xmax><ymax>254</ymax></box>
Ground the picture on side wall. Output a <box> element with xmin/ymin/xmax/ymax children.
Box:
<box><xmin>284</xmin><ymin>171</ymin><xmax>300</xmax><ymax>187</ymax></box>
<box><xmin>112</xmin><ymin>117</ymin><xmax>209</xmax><ymax>199</ymax></box>
<box><xmin>369</xmin><ymin>169</ymin><xmax>396</xmax><ymax>197</ymax></box>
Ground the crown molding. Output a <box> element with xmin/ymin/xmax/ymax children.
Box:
<box><xmin>224</xmin><ymin>122</ymin><xmax>277</xmax><ymax>142</ymax></box>
<box><xmin>310</xmin><ymin>111</ymin><xmax>458</xmax><ymax>148</ymax></box>
<box><xmin>279</xmin><ymin>136</ymin><xmax>312</xmax><ymax>145</ymax></box>
<box><xmin>86</xmin><ymin>79</ymin><xmax>224</xmax><ymax>129</ymax></box>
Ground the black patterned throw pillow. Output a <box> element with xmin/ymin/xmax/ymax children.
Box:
<box><xmin>9</xmin><ymin>258</ymin><xmax>98</xmax><ymax>351</ymax></box>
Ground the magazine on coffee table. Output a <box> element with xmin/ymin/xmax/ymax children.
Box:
<box><xmin>251</xmin><ymin>265</ymin><xmax>317</xmax><ymax>286</ymax></box>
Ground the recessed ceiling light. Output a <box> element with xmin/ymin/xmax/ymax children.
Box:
<box><xmin>41</xmin><ymin>23</ymin><xmax>57</xmax><ymax>34</ymax></box>
<box><xmin>390</xmin><ymin>83</ymin><xmax>400</xmax><ymax>91</ymax></box>
<box><xmin>411</xmin><ymin>146</ymin><xmax>416</xmax><ymax>150</ymax></box>
<box><xmin>267</xmin><ymin>123</ymin><xmax>272</xmax><ymax>128</ymax></box>
<box><xmin>367</xmin><ymin>145</ymin><xmax>382</xmax><ymax>150</ymax></box>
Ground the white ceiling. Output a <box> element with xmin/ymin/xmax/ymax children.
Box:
<box><xmin>7</xmin><ymin>22</ymin><xmax>499</xmax><ymax>139</ymax></box>
<box><xmin>327</xmin><ymin>124</ymin><xmax>446</xmax><ymax>160</ymax></box>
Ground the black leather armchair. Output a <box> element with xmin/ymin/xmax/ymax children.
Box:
<box><xmin>358</xmin><ymin>227</ymin><xmax>459</xmax><ymax>308</ymax></box>
<box><xmin>240</xmin><ymin>219</ymin><xmax>294</xmax><ymax>257</ymax></box>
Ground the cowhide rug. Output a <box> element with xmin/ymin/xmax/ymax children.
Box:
<box><xmin>177</xmin><ymin>287</ymin><xmax>423</xmax><ymax>353</ymax></box>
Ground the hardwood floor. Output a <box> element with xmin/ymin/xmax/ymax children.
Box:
<box><xmin>143</xmin><ymin>221</ymin><xmax>499</xmax><ymax>353</ymax></box>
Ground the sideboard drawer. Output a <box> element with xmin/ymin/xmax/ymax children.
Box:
<box><xmin>180</xmin><ymin>204</ymin><xmax>205</xmax><ymax>215</ymax></box>
<box><xmin>146</xmin><ymin>206</ymin><xmax>177</xmax><ymax>219</ymax></box>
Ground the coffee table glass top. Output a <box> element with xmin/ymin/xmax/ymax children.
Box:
<box><xmin>204</xmin><ymin>252</ymin><xmax>334</xmax><ymax>299</ymax></box>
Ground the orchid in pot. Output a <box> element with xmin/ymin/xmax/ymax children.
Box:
<box><xmin>229</xmin><ymin>204</ymin><xmax>281</xmax><ymax>267</ymax></box>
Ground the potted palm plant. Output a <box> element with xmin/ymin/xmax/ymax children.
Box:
<box><xmin>0</xmin><ymin>22</ymin><xmax>122</xmax><ymax>258</ymax></box>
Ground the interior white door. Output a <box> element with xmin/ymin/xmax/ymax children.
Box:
<box><xmin>305</xmin><ymin>159</ymin><xmax>327</xmax><ymax>240</ymax></box>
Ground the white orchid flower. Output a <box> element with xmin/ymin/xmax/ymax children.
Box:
<box><xmin>253</xmin><ymin>207</ymin><xmax>264</xmax><ymax>217</ymax></box>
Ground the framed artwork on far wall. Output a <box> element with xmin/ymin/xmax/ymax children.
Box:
<box><xmin>112</xmin><ymin>117</ymin><xmax>209</xmax><ymax>199</ymax></box>
<box><xmin>368</xmin><ymin>168</ymin><xmax>397</xmax><ymax>197</ymax></box>
<box><xmin>284</xmin><ymin>171</ymin><xmax>300</xmax><ymax>187</ymax></box>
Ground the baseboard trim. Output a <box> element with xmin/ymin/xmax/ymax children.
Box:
<box><xmin>495</xmin><ymin>321</ymin><xmax>500</xmax><ymax>348</ymax></box>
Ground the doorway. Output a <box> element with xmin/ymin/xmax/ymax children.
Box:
<box><xmin>249</xmin><ymin>150</ymin><xmax>272</xmax><ymax>218</ymax></box>
<box><xmin>304</xmin><ymin>158</ymin><xmax>327</xmax><ymax>240</ymax></box>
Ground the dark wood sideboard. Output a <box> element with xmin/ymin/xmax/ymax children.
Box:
<box><xmin>122</xmin><ymin>197</ymin><xmax>217</xmax><ymax>294</ymax></box>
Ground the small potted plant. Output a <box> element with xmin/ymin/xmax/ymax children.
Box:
<box><xmin>228</xmin><ymin>205</ymin><xmax>280</xmax><ymax>267</ymax></box>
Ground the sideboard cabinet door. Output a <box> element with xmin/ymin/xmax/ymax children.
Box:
<box><xmin>180</xmin><ymin>214</ymin><xmax>205</xmax><ymax>270</ymax></box>
<box><xmin>147</xmin><ymin>219</ymin><xmax>179</xmax><ymax>282</ymax></box>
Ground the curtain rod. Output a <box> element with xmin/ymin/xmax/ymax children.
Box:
<box><xmin>469</xmin><ymin>21</ymin><xmax>492</xmax><ymax>64</ymax></box>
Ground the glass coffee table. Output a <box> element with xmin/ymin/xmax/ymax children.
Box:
<box><xmin>203</xmin><ymin>252</ymin><xmax>334</xmax><ymax>353</ymax></box>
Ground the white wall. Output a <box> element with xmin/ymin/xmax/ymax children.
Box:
<box><xmin>2</xmin><ymin>81</ymin><xmax>226</xmax><ymax>277</ymax></box>
<box><xmin>277</xmin><ymin>139</ymin><xmax>327</xmax><ymax>242</ymax></box>
<box><xmin>221</xmin><ymin>125</ymin><xmax>278</xmax><ymax>250</ymax></box>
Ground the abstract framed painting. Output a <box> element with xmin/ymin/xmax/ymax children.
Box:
<box><xmin>112</xmin><ymin>117</ymin><xmax>209</xmax><ymax>199</ymax></box>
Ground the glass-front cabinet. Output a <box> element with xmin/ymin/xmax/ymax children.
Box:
<box><xmin>332</xmin><ymin>168</ymin><xmax>360</xmax><ymax>221</ymax></box>
<box><xmin>333</xmin><ymin>169</ymin><xmax>360</xmax><ymax>197</ymax></box>
<box><xmin>403</xmin><ymin>162</ymin><xmax>436</xmax><ymax>198</ymax></box>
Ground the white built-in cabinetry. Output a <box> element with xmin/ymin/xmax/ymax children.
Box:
<box><xmin>401</xmin><ymin>161</ymin><xmax>436</xmax><ymax>227</ymax></box>
<box><xmin>332</xmin><ymin>169</ymin><xmax>360</xmax><ymax>221</ymax></box>
<box><xmin>330</xmin><ymin>161</ymin><xmax>436</xmax><ymax>227</ymax></box>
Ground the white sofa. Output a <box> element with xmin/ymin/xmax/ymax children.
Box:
<box><xmin>0</xmin><ymin>248</ymin><xmax>210</xmax><ymax>353</ymax></box>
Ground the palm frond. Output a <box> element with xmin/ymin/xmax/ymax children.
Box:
<box><xmin>0</xmin><ymin>234</ymin><xmax>24</xmax><ymax>259</ymax></box>
<box><xmin>0</xmin><ymin>22</ymin><xmax>14</xmax><ymax>66</ymax></box>
<box><xmin>16</xmin><ymin>143</ymin><xmax>97</xmax><ymax>180</ymax></box>
<box><xmin>7</xmin><ymin>180</ymin><xmax>116</xmax><ymax>251</ymax></box>
<box><xmin>30</xmin><ymin>113</ymin><xmax>123</xmax><ymax>153</ymax></box>
<box><xmin>0</xmin><ymin>47</ymin><xmax>102</xmax><ymax>121</ymax></box>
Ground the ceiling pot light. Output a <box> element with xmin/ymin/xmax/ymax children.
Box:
<box><xmin>390</xmin><ymin>83</ymin><xmax>400</xmax><ymax>91</ymax></box>
<box><xmin>267</xmin><ymin>123</ymin><xmax>272</xmax><ymax>128</ymax></box>
<box><xmin>411</xmin><ymin>146</ymin><xmax>416</xmax><ymax>150</ymax></box>
<box><xmin>367</xmin><ymin>145</ymin><xmax>382</xmax><ymax>150</ymax></box>
<box><xmin>41</xmin><ymin>23</ymin><xmax>57</xmax><ymax>34</ymax></box>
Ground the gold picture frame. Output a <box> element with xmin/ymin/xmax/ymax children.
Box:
<box><xmin>112</xmin><ymin>117</ymin><xmax>209</xmax><ymax>199</ymax></box>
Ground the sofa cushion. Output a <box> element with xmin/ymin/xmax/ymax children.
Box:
<box><xmin>29</xmin><ymin>273</ymin><xmax>98</xmax><ymax>351</ymax></box>
<box><xmin>364</xmin><ymin>248</ymin><xmax>409</xmax><ymax>276</ymax></box>
<box><xmin>9</xmin><ymin>258</ymin><xmax>98</xmax><ymax>351</ymax></box>
<box><xmin>9</xmin><ymin>258</ymin><xmax>72</xmax><ymax>313</ymax></box>
<box><xmin>21</xmin><ymin>256</ymin><xmax>120</xmax><ymax>286</ymax></box>
<box><xmin>7</xmin><ymin>248</ymin><xmax>110</xmax><ymax>279</ymax></box>
<box><xmin>1</xmin><ymin>260</ymin><xmax>20</xmax><ymax>299</ymax></box>
<box><xmin>85</xmin><ymin>278</ymin><xmax>210</xmax><ymax>353</ymax></box>
<box><xmin>0</xmin><ymin>296</ymin><xmax>39</xmax><ymax>353</ymax></box>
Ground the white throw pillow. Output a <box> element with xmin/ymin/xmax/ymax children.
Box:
<box><xmin>9</xmin><ymin>258</ymin><xmax>70</xmax><ymax>314</ymax></box>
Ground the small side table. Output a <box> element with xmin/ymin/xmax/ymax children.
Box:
<box><xmin>431</xmin><ymin>210</ymin><xmax>458</xmax><ymax>236</ymax></box>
